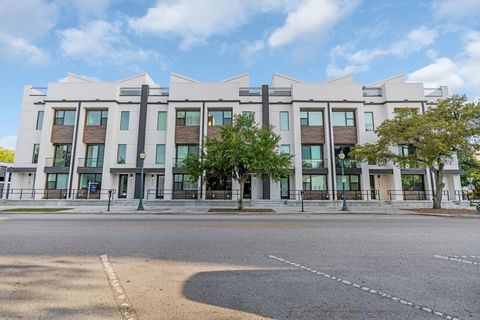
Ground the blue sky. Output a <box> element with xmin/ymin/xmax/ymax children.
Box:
<box><xmin>1</xmin><ymin>0</ymin><xmax>479</xmax><ymax>149</ymax></box>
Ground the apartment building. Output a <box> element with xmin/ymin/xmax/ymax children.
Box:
<box><xmin>8</xmin><ymin>72</ymin><xmax>463</xmax><ymax>202</ymax></box>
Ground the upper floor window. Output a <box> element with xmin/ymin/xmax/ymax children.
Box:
<box><xmin>242</xmin><ymin>111</ymin><xmax>254</xmax><ymax>118</ymax></box>
<box><xmin>156</xmin><ymin>144</ymin><xmax>166</xmax><ymax>165</ymax></box>
<box><xmin>86</xmin><ymin>111</ymin><xmax>108</xmax><ymax>126</ymax></box>
<box><xmin>32</xmin><ymin>144</ymin><xmax>40</xmax><ymax>164</ymax></box>
<box><xmin>300</xmin><ymin>111</ymin><xmax>323</xmax><ymax>126</ymax></box>
<box><xmin>117</xmin><ymin>144</ymin><xmax>126</xmax><ymax>164</ymax></box>
<box><xmin>176</xmin><ymin>111</ymin><xmax>200</xmax><ymax>126</ymax></box>
<box><xmin>157</xmin><ymin>111</ymin><xmax>167</xmax><ymax>130</ymax></box>
<box><xmin>332</xmin><ymin>111</ymin><xmax>355</xmax><ymax>127</ymax></box>
<box><xmin>280</xmin><ymin>144</ymin><xmax>290</xmax><ymax>155</ymax></box>
<box><xmin>54</xmin><ymin>110</ymin><xmax>75</xmax><ymax>126</ymax></box>
<box><xmin>280</xmin><ymin>111</ymin><xmax>289</xmax><ymax>131</ymax></box>
<box><xmin>120</xmin><ymin>111</ymin><xmax>129</xmax><ymax>130</ymax></box>
<box><xmin>208</xmin><ymin>111</ymin><xmax>232</xmax><ymax>126</ymax></box>
<box><xmin>36</xmin><ymin>111</ymin><xmax>44</xmax><ymax>130</ymax></box>
<box><xmin>364</xmin><ymin>112</ymin><xmax>374</xmax><ymax>131</ymax></box>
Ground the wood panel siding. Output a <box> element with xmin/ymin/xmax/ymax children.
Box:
<box><xmin>333</xmin><ymin>127</ymin><xmax>357</xmax><ymax>144</ymax></box>
<box><xmin>207</xmin><ymin>126</ymin><xmax>222</xmax><ymax>140</ymax></box>
<box><xmin>83</xmin><ymin>125</ymin><xmax>107</xmax><ymax>144</ymax></box>
<box><xmin>51</xmin><ymin>125</ymin><xmax>74</xmax><ymax>144</ymax></box>
<box><xmin>175</xmin><ymin>126</ymin><xmax>200</xmax><ymax>144</ymax></box>
<box><xmin>301</xmin><ymin>126</ymin><xmax>325</xmax><ymax>144</ymax></box>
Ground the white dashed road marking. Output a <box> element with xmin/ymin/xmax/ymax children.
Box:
<box><xmin>100</xmin><ymin>255</ymin><xmax>138</xmax><ymax>320</ymax></box>
<box><xmin>434</xmin><ymin>255</ymin><xmax>480</xmax><ymax>266</ymax></box>
<box><xmin>446</xmin><ymin>255</ymin><xmax>480</xmax><ymax>260</ymax></box>
<box><xmin>268</xmin><ymin>255</ymin><xmax>460</xmax><ymax>320</ymax></box>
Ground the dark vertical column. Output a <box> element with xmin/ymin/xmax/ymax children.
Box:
<box><xmin>68</xmin><ymin>102</ymin><xmax>82</xmax><ymax>198</ymax></box>
<box><xmin>134</xmin><ymin>85</ymin><xmax>149</xmax><ymax>198</ymax></box>
<box><xmin>261</xmin><ymin>84</ymin><xmax>270</xmax><ymax>199</ymax></box>
<box><xmin>200</xmin><ymin>102</ymin><xmax>206</xmax><ymax>199</ymax></box>
<box><xmin>327</xmin><ymin>102</ymin><xmax>336</xmax><ymax>199</ymax></box>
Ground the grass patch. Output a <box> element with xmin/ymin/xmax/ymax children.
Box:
<box><xmin>0</xmin><ymin>208</ymin><xmax>72</xmax><ymax>213</ymax></box>
<box><xmin>208</xmin><ymin>208</ymin><xmax>276</xmax><ymax>214</ymax></box>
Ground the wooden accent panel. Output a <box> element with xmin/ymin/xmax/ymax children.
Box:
<box><xmin>301</xmin><ymin>126</ymin><xmax>325</xmax><ymax>144</ymax></box>
<box><xmin>51</xmin><ymin>125</ymin><xmax>74</xmax><ymax>144</ymax></box>
<box><xmin>83</xmin><ymin>125</ymin><xmax>106</xmax><ymax>144</ymax></box>
<box><xmin>333</xmin><ymin>127</ymin><xmax>357</xmax><ymax>144</ymax></box>
<box><xmin>175</xmin><ymin>126</ymin><xmax>200</xmax><ymax>144</ymax></box>
<box><xmin>207</xmin><ymin>125</ymin><xmax>222</xmax><ymax>140</ymax></box>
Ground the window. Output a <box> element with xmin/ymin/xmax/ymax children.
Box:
<box><xmin>46</xmin><ymin>173</ymin><xmax>68</xmax><ymax>190</ymax></box>
<box><xmin>32</xmin><ymin>144</ymin><xmax>40</xmax><ymax>164</ymax></box>
<box><xmin>174</xmin><ymin>174</ymin><xmax>198</xmax><ymax>190</ymax></box>
<box><xmin>208</xmin><ymin>111</ymin><xmax>232</xmax><ymax>126</ymax></box>
<box><xmin>176</xmin><ymin>111</ymin><xmax>200</xmax><ymax>126</ymax></box>
<box><xmin>155</xmin><ymin>144</ymin><xmax>165</xmax><ymax>165</ymax></box>
<box><xmin>280</xmin><ymin>111</ymin><xmax>289</xmax><ymax>131</ymax></box>
<box><xmin>401</xmin><ymin>175</ymin><xmax>425</xmax><ymax>191</ymax></box>
<box><xmin>53</xmin><ymin>144</ymin><xmax>72</xmax><ymax>167</ymax></box>
<box><xmin>302</xmin><ymin>145</ymin><xmax>323</xmax><ymax>168</ymax></box>
<box><xmin>302</xmin><ymin>175</ymin><xmax>327</xmax><ymax>191</ymax></box>
<box><xmin>398</xmin><ymin>145</ymin><xmax>418</xmax><ymax>168</ymax></box>
<box><xmin>120</xmin><ymin>111</ymin><xmax>129</xmax><ymax>130</ymax></box>
<box><xmin>117</xmin><ymin>144</ymin><xmax>126</xmax><ymax>164</ymax></box>
<box><xmin>86</xmin><ymin>145</ymin><xmax>105</xmax><ymax>167</ymax></box>
<box><xmin>280</xmin><ymin>144</ymin><xmax>290</xmax><ymax>155</ymax></box>
<box><xmin>176</xmin><ymin>145</ymin><xmax>199</xmax><ymax>166</ymax></box>
<box><xmin>242</xmin><ymin>111</ymin><xmax>254</xmax><ymax>118</ymax></box>
<box><xmin>54</xmin><ymin>110</ymin><xmax>75</xmax><ymax>126</ymax></box>
<box><xmin>86</xmin><ymin>110</ymin><xmax>108</xmax><ymax>126</ymax></box>
<box><xmin>365</xmin><ymin>112</ymin><xmax>374</xmax><ymax>131</ymax></box>
<box><xmin>300</xmin><ymin>111</ymin><xmax>323</xmax><ymax>126</ymax></box>
<box><xmin>157</xmin><ymin>111</ymin><xmax>167</xmax><ymax>130</ymax></box>
<box><xmin>36</xmin><ymin>111</ymin><xmax>44</xmax><ymax>130</ymax></box>
<box><xmin>332</xmin><ymin>111</ymin><xmax>355</xmax><ymax>127</ymax></box>
<box><xmin>79</xmin><ymin>173</ymin><xmax>102</xmax><ymax>189</ymax></box>
<box><xmin>336</xmin><ymin>175</ymin><xmax>360</xmax><ymax>191</ymax></box>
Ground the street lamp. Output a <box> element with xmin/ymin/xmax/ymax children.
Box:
<box><xmin>137</xmin><ymin>152</ymin><xmax>146</xmax><ymax>211</ymax></box>
<box><xmin>338</xmin><ymin>150</ymin><xmax>349</xmax><ymax>211</ymax></box>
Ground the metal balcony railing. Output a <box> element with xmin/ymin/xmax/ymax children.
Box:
<box><xmin>302</xmin><ymin>159</ymin><xmax>327</xmax><ymax>169</ymax></box>
<box><xmin>239</xmin><ymin>87</ymin><xmax>262</xmax><ymax>96</ymax></box>
<box><xmin>45</xmin><ymin>157</ymin><xmax>71</xmax><ymax>167</ymax></box>
<box><xmin>362</xmin><ymin>87</ymin><xmax>382</xmax><ymax>97</ymax></box>
<box><xmin>149</xmin><ymin>87</ymin><xmax>169</xmax><ymax>96</ymax></box>
<box><xmin>335</xmin><ymin>158</ymin><xmax>359</xmax><ymax>168</ymax></box>
<box><xmin>269</xmin><ymin>87</ymin><xmax>292</xmax><ymax>96</ymax></box>
<box><xmin>119</xmin><ymin>87</ymin><xmax>142</xmax><ymax>96</ymax></box>
<box><xmin>387</xmin><ymin>190</ymin><xmax>450</xmax><ymax>201</ymax></box>
<box><xmin>77</xmin><ymin>158</ymin><xmax>104</xmax><ymax>168</ymax></box>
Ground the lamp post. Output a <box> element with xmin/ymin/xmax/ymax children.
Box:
<box><xmin>338</xmin><ymin>150</ymin><xmax>349</xmax><ymax>211</ymax></box>
<box><xmin>137</xmin><ymin>152</ymin><xmax>146</xmax><ymax>211</ymax></box>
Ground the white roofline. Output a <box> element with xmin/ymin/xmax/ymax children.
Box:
<box><xmin>115</xmin><ymin>73</ymin><xmax>150</xmax><ymax>83</ymax></box>
<box><xmin>326</xmin><ymin>74</ymin><xmax>354</xmax><ymax>83</ymax></box>
<box><xmin>366</xmin><ymin>74</ymin><xmax>405</xmax><ymax>87</ymax></box>
<box><xmin>170</xmin><ymin>73</ymin><xmax>199</xmax><ymax>83</ymax></box>
<box><xmin>221</xmin><ymin>73</ymin><xmax>249</xmax><ymax>83</ymax></box>
<box><xmin>271</xmin><ymin>72</ymin><xmax>302</xmax><ymax>85</ymax></box>
<box><xmin>67</xmin><ymin>73</ymin><xmax>97</xmax><ymax>83</ymax></box>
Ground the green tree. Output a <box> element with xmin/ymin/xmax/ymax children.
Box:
<box><xmin>0</xmin><ymin>148</ymin><xmax>14</xmax><ymax>163</ymax></box>
<box><xmin>353</xmin><ymin>96</ymin><xmax>480</xmax><ymax>209</ymax></box>
<box><xmin>182</xmin><ymin>114</ymin><xmax>292</xmax><ymax>209</ymax></box>
<box><xmin>457</xmin><ymin>147</ymin><xmax>480</xmax><ymax>197</ymax></box>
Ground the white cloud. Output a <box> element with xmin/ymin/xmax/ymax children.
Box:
<box><xmin>240</xmin><ymin>40</ymin><xmax>266</xmax><ymax>65</ymax></box>
<box><xmin>0</xmin><ymin>0</ymin><xmax>58</xmax><ymax>65</ymax></box>
<box><xmin>268</xmin><ymin>0</ymin><xmax>359</xmax><ymax>48</ymax></box>
<box><xmin>408</xmin><ymin>31</ymin><xmax>480</xmax><ymax>98</ymax></box>
<box><xmin>433</xmin><ymin>0</ymin><xmax>480</xmax><ymax>19</ymax></box>
<box><xmin>327</xmin><ymin>26</ymin><xmax>438</xmax><ymax>78</ymax></box>
<box><xmin>67</xmin><ymin>0</ymin><xmax>111</xmax><ymax>21</ymax></box>
<box><xmin>58</xmin><ymin>20</ymin><xmax>159</xmax><ymax>66</ymax></box>
<box><xmin>0</xmin><ymin>136</ymin><xmax>17</xmax><ymax>150</ymax></box>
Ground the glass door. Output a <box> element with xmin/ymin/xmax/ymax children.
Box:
<box><xmin>156</xmin><ymin>175</ymin><xmax>164</xmax><ymax>199</ymax></box>
<box><xmin>280</xmin><ymin>177</ymin><xmax>290</xmax><ymax>199</ymax></box>
<box><xmin>118</xmin><ymin>174</ymin><xmax>128</xmax><ymax>198</ymax></box>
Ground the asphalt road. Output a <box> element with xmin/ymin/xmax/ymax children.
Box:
<box><xmin>0</xmin><ymin>213</ymin><xmax>479</xmax><ymax>319</ymax></box>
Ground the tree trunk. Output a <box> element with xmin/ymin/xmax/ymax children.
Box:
<box><xmin>238</xmin><ymin>178</ymin><xmax>245</xmax><ymax>210</ymax></box>
<box><xmin>432</xmin><ymin>163</ymin><xmax>445</xmax><ymax>209</ymax></box>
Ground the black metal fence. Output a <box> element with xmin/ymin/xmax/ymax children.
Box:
<box><xmin>3</xmin><ymin>188</ymin><xmax>115</xmax><ymax>200</ymax></box>
<box><xmin>387</xmin><ymin>190</ymin><xmax>450</xmax><ymax>201</ymax></box>
<box><xmin>287</xmin><ymin>190</ymin><xmax>380</xmax><ymax>201</ymax></box>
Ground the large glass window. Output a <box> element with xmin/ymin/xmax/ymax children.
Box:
<box><xmin>79</xmin><ymin>173</ymin><xmax>102</xmax><ymax>189</ymax></box>
<box><xmin>398</xmin><ymin>145</ymin><xmax>418</xmax><ymax>168</ymax></box>
<box><xmin>120</xmin><ymin>111</ymin><xmax>129</xmax><ymax>130</ymax></box>
<box><xmin>208</xmin><ymin>111</ymin><xmax>232</xmax><ymax>126</ymax></box>
<box><xmin>300</xmin><ymin>111</ymin><xmax>323</xmax><ymax>126</ymax></box>
<box><xmin>46</xmin><ymin>173</ymin><xmax>68</xmax><ymax>190</ymax></box>
<box><xmin>280</xmin><ymin>144</ymin><xmax>290</xmax><ymax>155</ymax></box>
<box><xmin>176</xmin><ymin>111</ymin><xmax>200</xmax><ymax>126</ymax></box>
<box><xmin>332</xmin><ymin>111</ymin><xmax>355</xmax><ymax>127</ymax></box>
<box><xmin>302</xmin><ymin>175</ymin><xmax>327</xmax><ymax>191</ymax></box>
<box><xmin>280</xmin><ymin>111</ymin><xmax>289</xmax><ymax>131</ymax></box>
<box><xmin>36</xmin><ymin>111</ymin><xmax>44</xmax><ymax>130</ymax></box>
<box><xmin>401</xmin><ymin>175</ymin><xmax>425</xmax><ymax>191</ymax></box>
<box><xmin>302</xmin><ymin>145</ymin><xmax>323</xmax><ymax>168</ymax></box>
<box><xmin>242</xmin><ymin>111</ymin><xmax>254</xmax><ymax>118</ymax></box>
<box><xmin>176</xmin><ymin>145</ymin><xmax>199</xmax><ymax>166</ymax></box>
<box><xmin>86</xmin><ymin>110</ymin><xmax>108</xmax><ymax>126</ymax></box>
<box><xmin>364</xmin><ymin>112</ymin><xmax>374</xmax><ymax>131</ymax></box>
<box><xmin>336</xmin><ymin>175</ymin><xmax>360</xmax><ymax>191</ymax></box>
<box><xmin>53</xmin><ymin>144</ymin><xmax>72</xmax><ymax>167</ymax></box>
<box><xmin>86</xmin><ymin>144</ymin><xmax>105</xmax><ymax>167</ymax></box>
<box><xmin>117</xmin><ymin>144</ymin><xmax>126</xmax><ymax>164</ymax></box>
<box><xmin>156</xmin><ymin>144</ymin><xmax>165</xmax><ymax>165</ymax></box>
<box><xmin>32</xmin><ymin>144</ymin><xmax>40</xmax><ymax>164</ymax></box>
<box><xmin>54</xmin><ymin>110</ymin><xmax>76</xmax><ymax>125</ymax></box>
<box><xmin>174</xmin><ymin>174</ymin><xmax>198</xmax><ymax>190</ymax></box>
<box><xmin>157</xmin><ymin>111</ymin><xmax>167</xmax><ymax>130</ymax></box>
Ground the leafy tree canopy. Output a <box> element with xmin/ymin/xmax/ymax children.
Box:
<box><xmin>0</xmin><ymin>148</ymin><xmax>14</xmax><ymax>163</ymax></box>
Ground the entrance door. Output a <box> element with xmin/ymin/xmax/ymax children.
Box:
<box><xmin>118</xmin><ymin>174</ymin><xmax>128</xmax><ymax>198</ymax></box>
<box><xmin>243</xmin><ymin>176</ymin><xmax>251</xmax><ymax>199</ymax></box>
<box><xmin>156</xmin><ymin>175</ymin><xmax>165</xmax><ymax>199</ymax></box>
<box><xmin>280</xmin><ymin>177</ymin><xmax>290</xmax><ymax>199</ymax></box>
<box><xmin>369</xmin><ymin>175</ymin><xmax>377</xmax><ymax>200</ymax></box>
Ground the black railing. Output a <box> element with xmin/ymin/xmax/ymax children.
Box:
<box><xmin>4</xmin><ymin>188</ymin><xmax>114</xmax><ymax>200</ymax></box>
<box><xmin>45</xmin><ymin>157</ymin><xmax>71</xmax><ymax>167</ymax></box>
<box><xmin>78</xmin><ymin>158</ymin><xmax>104</xmax><ymax>168</ymax></box>
<box><xmin>454</xmin><ymin>190</ymin><xmax>480</xmax><ymax>201</ymax></box>
<box><xmin>239</xmin><ymin>87</ymin><xmax>262</xmax><ymax>96</ymax></box>
<box><xmin>146</xmin><ymin>189</ymin><xmax>239</xmax><ymax>200</ymax></box>
<box><xmin>387</xmin><ymin>190</ymin><xmax>450</xmax><ymax>201</ymax></box>
<box><xmin>335</xmin><ymin>159</ymin><xmax>359</xmax><ymax>168</ymax></box>
<box><xmin>302</xmin><ymin>159</ymin><xmax>327</xmax><ymax>169</ymax></box>
<box><xmin>288</xmin><ymin>190</ymin><xmax>380</xmax><ymax>201</ymax></box>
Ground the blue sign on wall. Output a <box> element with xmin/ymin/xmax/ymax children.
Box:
<box><xmin>90</xmin><ymin>183</ymin><xmax>98</xmax><ymax>193</ymax></box>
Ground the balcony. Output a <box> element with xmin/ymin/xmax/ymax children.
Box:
<box><xmin>362</xmin><ymin>87</ymin><xmax>382</xmax><ymax>97</ymax></box>
<box><xmin>335</xmin><ymin>158</ymin><xmax>359</xmax><ymax>168</ymax></box>
<box><xmin>269</xmin><ymin>87</ymin><xmax>292</xmax><ymax>96</ymax></box>
<box><xmin>78</xmin><ymin>158</ymin><xmax>104</xmax><ymax>168</ymax></box>
<box><xmin>119</xmin><ymin>87</ymin><xmax>141</xmax><ymax>96</ymax></box>
<box><xmin>302</xmin><ymin>159</ymin><xmax>327</xmax><ymax>169</ymax></box>
<box><xmin>239</xmin><ymin>87</ymin><xmax>262</xmax><ymax>96</ymax></box>
<box><xmin>424</xmin><ymin>88</ymin><xmax>443</xmax><ymax>97</ymax></box>
<box><xmin>45</xmin><ymin>157</ymin><xmax>70</xmax><ymax>167</ymax></box>
<box><xmin>149</xmin><ymin>87</ymin><xmax>169</xmax><ymax>96</ymax></box>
